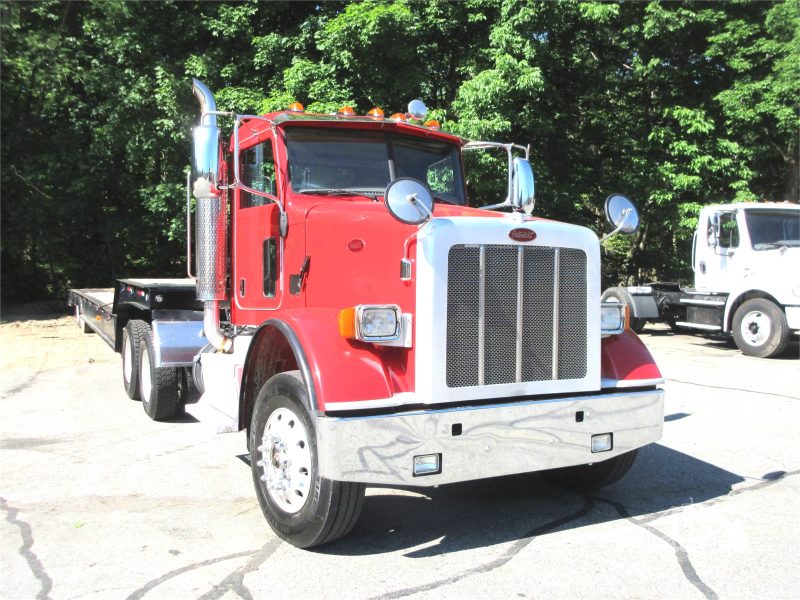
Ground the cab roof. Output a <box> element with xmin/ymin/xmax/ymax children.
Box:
<box><xmin>234</xmin><ymin>110</ymin><xmax>467</xmax><ymax>149</ymax></box>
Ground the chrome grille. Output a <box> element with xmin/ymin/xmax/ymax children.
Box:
<box><xmin>446</xmin><ymin>244</ymin><xmax>587</xmax><ymax>388</ymax></box>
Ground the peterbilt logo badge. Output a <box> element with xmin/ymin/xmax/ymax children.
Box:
<box><xmin>347</xmin><ymin>239</ymin><xmax>365</xmax><ymax>252</ymax></box>
<box><xmin>509</xmin><ymin>228</ymin><xmax>536</xmax><ymax>242</ymax></box>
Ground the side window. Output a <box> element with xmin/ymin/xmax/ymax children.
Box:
<box><xmin>240</xmin><ymin>141</ymin><xmax>277</xmax><ymax>208</ymax></box>
<box><xmin>718</xmin><ymin>212</ymin><xmax>739</xmax><ymax>249</ymax></box>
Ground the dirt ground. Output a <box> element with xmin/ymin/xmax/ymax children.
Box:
<box><xmin>0</xmin><ymin>305</ymin><xmax>117</xmax><ymax>394</ymax></box>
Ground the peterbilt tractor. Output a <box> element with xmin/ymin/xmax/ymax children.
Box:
<box><xmin>604</xmin><ymin>202</ymin><xmax>800</xmax><ymax>358</ymax></box>
<box><xmin>69</xmin><ymin>80</ymin><xmax>665</xmax><ymax>548</ymax></box>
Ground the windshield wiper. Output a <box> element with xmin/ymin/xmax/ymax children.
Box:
<box><xmin>297</xmin><ymin>188</ymin><xmax>380</xmax><ymax>198</ymax></box>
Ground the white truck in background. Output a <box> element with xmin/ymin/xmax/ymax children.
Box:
<box><xmin>603</xmin><ymin>202</ymin><xmax>800</xmax><ymax>358</ymax></box>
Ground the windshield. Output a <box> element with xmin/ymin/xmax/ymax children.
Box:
<box><xmin>744</xmin><ymin>209</ymin><xmax>800</xmax><ymax>250</ymax></box>
<box><xmin>285</xmin><ymin>127</ymin><xmax>466</xmax><ymax>204</ymax></box>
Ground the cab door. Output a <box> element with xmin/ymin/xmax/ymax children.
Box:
<box><xmin>233</xmin><ymin>134</ymin><xmax>282</xmax><ymax>315</ymax></box>
<box><xmin>695</xmin><ymin>209</ymin><xmax>740</xmax><ymax>293</ymax></box>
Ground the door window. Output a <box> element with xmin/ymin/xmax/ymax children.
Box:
<box><xmin>240</xmin><ymin>141</ymin><xmax>277</xmax><ymax>208</ymax></box>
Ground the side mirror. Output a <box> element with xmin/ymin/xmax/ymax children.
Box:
<box><xmin>510</xmin><ymin>158</ymin><xmax>535</xmax><ymax>214</ymax></box>
<box><xmin>600</xmin><ymin>193</ymin><xmax>640</xmax><ymax>242</ymax></box>
<box><xmin>604</xmin><ymin>193</ymin><xmax>640</xmax><ymax>236</ymax></box>
<box><xmin>708</xmin><ymin>213</ymin><xmax>721</xmax><ymax>246</ymax></box>
<box><xmin>384</xmin><ymin>178</ymin><xmax>434</xmax><ymax>225</ymax></box>
<box><xmin>192</xmin><ymin>125</ymin><xmax>220</xmax><ymax>198</ymax></box>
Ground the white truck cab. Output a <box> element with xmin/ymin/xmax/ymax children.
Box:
<box><xmin>604</xmin><ymin>202</ymin><xmax>800</xmax><ymax>358</ymax></box>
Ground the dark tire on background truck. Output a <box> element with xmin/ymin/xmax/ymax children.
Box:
<box><xmin>542</xmin><ymin>449</ymin><xmax>639</xmax><ymax>490</ymax></box>
<box><xmin>602</xmin><ymin>288</ymin><xmax>646</xmax><ymax>334</ymax></box>
<box><xmin>250</xmin><ymin>371</ymin><xmax>365</xmax><ymax>548</ymax></box>
<box><xmin>122</xmin><ymin>320</ymin><xmax>149</xmax><ymax>400</ymax></box>
<box><xmin>732</xmin><ymin>298</ymin><xmax>789</xmax><ymax>358</ymax></box>
<box><xmin>139</xmin><ymin>324</ymin><xmax>182</xmax><ymax>421</ymax></box>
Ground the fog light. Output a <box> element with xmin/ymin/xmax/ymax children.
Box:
<box><xmin>591</xmin><ymin>433</ymin><xmax>613</xmax><ymax>453</ymax></box>
<box><xmin>413</xmin><ymin>453</ymin><xmax>441</xmax><ymax>476</ymax></box>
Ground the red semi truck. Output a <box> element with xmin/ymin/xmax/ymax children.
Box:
<box><xmin>69</xmin><ymin>79</ymin><xmax>664</xmax><ymax>548</ymax></box>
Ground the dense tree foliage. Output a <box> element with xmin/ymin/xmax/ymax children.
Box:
<box><xmin>1</xmin><ymin>0</ymin><xmax>797</xmax><ymax>302</ymax></box>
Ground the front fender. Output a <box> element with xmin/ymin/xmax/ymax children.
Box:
<box><xmin>265</xmin><ymin>308</ymin><xmax>403</xmax><ymax>412</ymax></box>
<box><xmin>601</xmin><ymin>330</ymin><xmax>663</xmax><ymax>387</ymax></box>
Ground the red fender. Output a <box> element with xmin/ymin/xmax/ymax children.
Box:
<box><xmin>601</xmin><ymin>330</ymin><xmax>662</xmax><ymax>383</ymax></box>
<box><xmin>275</xmin><ymin>308</ymin><xmax>410</xmax><ymax>412</ymax></box>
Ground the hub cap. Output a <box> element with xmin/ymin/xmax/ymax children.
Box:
<box><xmin>740</xmin><ymin>310</ymin><xmax>771</xmax><ymax>347</ymax></box>
<box><xmin>257</xmin><ymin>407</ymin><xmax>312</xmax><ymax>514</ymax></box>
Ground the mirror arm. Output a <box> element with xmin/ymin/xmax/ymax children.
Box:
<box><xmin>600</xmin><ymin>208</ymin><xmax>631</xmax><ymax>242</ymax></box>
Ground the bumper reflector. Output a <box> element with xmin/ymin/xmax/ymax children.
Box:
<box><xmin>413</xmin><ymin>453</ymin><xmax>441</xmax><ymax>476</ymax></box>
<box><xmin>591</xmin><ymin>433</ymin><xmax>613</xmax><ymax>453</ymax></box>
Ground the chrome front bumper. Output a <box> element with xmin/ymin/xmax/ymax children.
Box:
<box><xmin>316</xmin><ymin>389</ymin><xmax>664</xmax><ymax>486</ymax></box>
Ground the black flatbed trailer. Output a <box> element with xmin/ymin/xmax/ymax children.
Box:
<box><xmin>68</xmin><ymin>278</ymin><xmax>201</xmax><ymax>352</ymax></box>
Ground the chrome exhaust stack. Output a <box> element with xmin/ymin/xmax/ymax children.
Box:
<box><xmin>191</xmin><ymin>78</ymin><xmax>232</xmax><ymax>352</ymax></box>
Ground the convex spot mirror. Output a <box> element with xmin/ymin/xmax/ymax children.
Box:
<box><xmin>604</xmin><ymin>193</ymin><xmax>640</xmax><ymax>235</ymax></box>
<box><xmin>407</xmin><ymin>99</ymin><xmax>427</xmax><ymax>121</ymax></box>
<box><xmin>384</xmin><ymin>177</ymin><xmax>434</xmax><ymax>225</ymax></box>
<box><xmin>511</xmin><ymin>158</ymin><xmax>535</xmax><ymax>214</ymax></box>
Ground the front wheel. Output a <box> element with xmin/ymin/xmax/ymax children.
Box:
<box><xmin>542</xmin><ymin>450</ymin><xmax>639</xmax><ymax>490</ymax></box>
<box><xmin>250</xmin><ymin>372</ymin><xmax>365</xmax><ymax>548</ymax></box>
<box><xmin>732</xmin><ymin>299</ymin><xmax>789</xmax><ymax>358</ymax></box>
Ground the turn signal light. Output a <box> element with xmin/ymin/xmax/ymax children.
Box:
<box><xmin>338</xmin><ymin>307</ymin><xmax>357</xmax><ymax>339</ymax></box>
<box><xmin>288</xmin><ymin>102</ymin><xmax>304</xmax><ymax>113</ymax></box>
<box><xmin>389</xmin><ymin>113</ymin><xmax>407</xmax><ymax>122</ymax></box>
<box><xmin>424</xmin><ymin>119</ymin><xmax>441</xmax><ymax>130</ymax></box>
<box><xmin>337</xmin><ymin>106</ymin><xmax>356</xmax><ymax>117</ymax></box>
<box><xmin>367</xmin><ymin>107</ymin><xmax>384</xmax><ymax>119</ymax></box>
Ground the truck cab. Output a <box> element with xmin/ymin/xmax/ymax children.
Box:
<box><xmin>605</xmin><ymin>202</ymin><xmax>800</xmax><ymax>358</ymax></box>
<box><xmin>72</xmin><ymin>80</ymin><xmax>666</xmax><ymax>548</ymax></box>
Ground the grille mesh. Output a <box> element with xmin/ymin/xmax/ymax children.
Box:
<box><xmin>446</xmin><ymin>244</ymin><xmax>587</xmax><ymax>388</ymax></box>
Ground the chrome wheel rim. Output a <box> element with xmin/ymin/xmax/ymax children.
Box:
<box><xmin>123</xmin><ymin>334</ymin><xmax>133</xmax><ymax>383</ymax></box>
<box><xmin>140</xmin><ymin>345</ymin><xmax>152</xmax><ymax>402</ymax></box>
<box><xmin>740</xmin><ymin>310</ymin><xmax>771</xmax><ymax>347</ymax></box>
<box><xmin>257</xmin><ymin>407</ymin><xmax>312</xmax><ymax>514</ymax></box>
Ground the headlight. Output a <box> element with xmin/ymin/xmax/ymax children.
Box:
<box><xmin>339</xmin><ymin>305</ymin><xmax>400</xmax><ymax>342</ymax></box>
<box><xmin>601</xmin><ymin>302</ymin><xmax>628</xmax><ymax>335</ymax></box>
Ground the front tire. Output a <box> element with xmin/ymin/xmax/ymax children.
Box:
<box><xmin>543</xmin><ymin>450</ymin><xmax>639</xmax><ymax>491</ymax></box>
<box><xmin>732</xmin><ymin>299</ymin><xmax>789</xmax><ymax>358</ymax></box>
<box><xmin>250</xmin><ymin>371</ymin><xmax>365</xmax><ymax>548</ymax></box>
<box><xmin>139</xmin><ymin>326</ymin><xmax>182</xmax><ymax>421</ymax></box>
